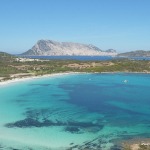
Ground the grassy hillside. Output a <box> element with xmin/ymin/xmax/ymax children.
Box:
<box><xmin>0</xmin><ymin>52</ymin><xmax>21</xmax><ymax>78</ymax></box>
<box><xmin>0</xmin><ymin>52</ymin><xmax>16</xmax><ymax>62</ymax></box>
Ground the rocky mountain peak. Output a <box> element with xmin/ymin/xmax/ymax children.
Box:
<box><xmin>22</xmin><ymin>39</ymin><xmax>117</xmax><ymax>56</ymax></box>
<box><xmin>106</xmin><ymin>49</ymin><xmax>117</xmax><ymax>53</ymax></box>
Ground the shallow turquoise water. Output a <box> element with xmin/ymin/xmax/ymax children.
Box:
<box><xmin>0</xmin><ymin>73</ymin><xmax>150</xmax><ymax>149</ymax></box>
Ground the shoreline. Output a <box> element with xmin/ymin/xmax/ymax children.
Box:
<box><xmin>1</xmin><ymin>71</ymin><xmax>150</xmax><ymax>86</ymax></box>
<box><xmin>0</xmin><ymin>72</ymin><xmax>84</xmax><ymax>86</ymax></box>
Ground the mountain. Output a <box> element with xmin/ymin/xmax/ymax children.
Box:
<box><xmin>22</xmin><ymin>40</ymin><xmax>117</xmax><ymax>56</ymax></box>
<box><xmin>118</xmin><ymin>50</ymin><xmax>150</xmax><ymax>57</ymax></box>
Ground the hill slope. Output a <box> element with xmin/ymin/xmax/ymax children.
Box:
<box><xmin>22</xmin><ymin>40</ymin><xmax>117</xmax><ymax>56</ymax></box>
<box><xmin>0</xmin><ymin>52</ymin><xmax>16</xmax><ymax>62</ymax></box>
<box><xmin>118</xmin><ymin>50</ymin><xmax>150</xmax><ymax>57</ymax></box>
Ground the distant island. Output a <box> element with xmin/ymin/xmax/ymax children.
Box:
<box><xmin>21</xmin><ymin>39</ymin><xmax>150</xmax><ymax>58</ymax></box>
<box><xmin>118</xmin><ymin>50</ymin><xmax>150</xmax><ymax>57</ymax></box>
<box><xmin>22</xmin><ymin>39</ymin><xmax>117</xmax><ymax>56</ymax></box>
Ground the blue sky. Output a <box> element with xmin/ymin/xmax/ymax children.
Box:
<box><xmin>0</xmin><ymin>0</ymin><xmax>150</xmax><ymax>54</ymax></box>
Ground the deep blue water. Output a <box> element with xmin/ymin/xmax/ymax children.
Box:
<box><xmin>0</xmin><ymin>73</ymin><xmax>150</xmax><ymax>149</ymax></box>
<box><xmin>19</xmin><ymin>55</ymin><xmax>119</xmax><ymax>61</ymax></box>
<box><xmin>18</xmin><ymin>55</ymin><xmax>150</xmax><ymax>61</ymax></box>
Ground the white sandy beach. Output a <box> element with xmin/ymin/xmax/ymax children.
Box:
<box><xmin>0</xmin><ymin>72</ymin><xmax>84</xmax><ymax>86</ymax></box>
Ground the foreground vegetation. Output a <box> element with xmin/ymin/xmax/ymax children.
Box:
<box><xmin>1</xmin><ymin>52</ymin><xmax>150</xmax><ymax>81</ymax></box>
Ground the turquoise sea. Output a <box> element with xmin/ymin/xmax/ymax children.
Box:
<box><xmin>0</xmin><ymin>73</ymin><xmax>150</xmax><ymax>150</ymax></box>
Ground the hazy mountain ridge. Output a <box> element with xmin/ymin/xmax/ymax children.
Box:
<box><xmin>118</xmin><ymin>50</ymin><xmax>150</xmax><ymax>57</ymax></box>
<box><xmin>22</xmin><ymin>40</ymin><xmax>117</xmax><ymax>56</ymax></box>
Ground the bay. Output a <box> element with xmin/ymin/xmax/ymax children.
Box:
<box><xmin>0</xmin><ymin>73</ymin><xmax>150</xmax><ymax>149</ymax></box>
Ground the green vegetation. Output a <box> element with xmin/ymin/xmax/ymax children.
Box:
<box><xmin>1</xmin><ymin>52</ymin><xmax>150</xmax><ymax>81</ymax></box>
<box><xmin>0</xmin><ymin>52</ymin><xmax>16</xmax><ymax>61</ymax></box>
